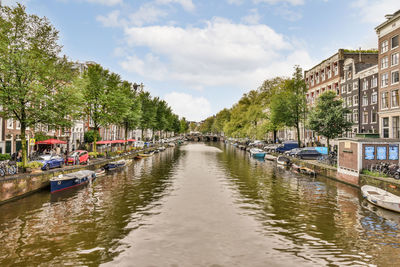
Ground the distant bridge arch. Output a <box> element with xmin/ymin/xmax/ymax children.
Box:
<box><xmin>186</xmin><ymin>134</ymin><xmax>224</xmax><ymax>142</ymax></box>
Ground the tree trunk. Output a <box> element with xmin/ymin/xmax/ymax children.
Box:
<box><xmin>20</xmin><ymin>121</ymin><xmax>28</xmax><ymax>168</ymax></box>
<box><xmin>93</xmin><ymin>127</ymin><xmax>98</xmax><ymax>153</ymax></box>
<box><xmin>296</xmin><ymin>122</ymin><xmax>301</xmax><ymax>148</ymax></box>
<box><xmin>124</xmin><ymin>123</ymin><xmax>128</xmax><ymax>151</ymax></box>
<box><xmin>327</xmin><ymin>138</ymin><xmax>330</xmax><ymax>154</ymax></box>
<box><xmin>273</xmin><ymin>130</ymin><xmax>277</xmax><ymax>143</ymax></box>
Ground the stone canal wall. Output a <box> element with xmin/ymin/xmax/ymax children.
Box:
<box><xmin>0</xmin><ymin>150</ymin><xmax>150</xmax><ymax>205</ymax></box>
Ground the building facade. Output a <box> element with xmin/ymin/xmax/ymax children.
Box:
<box><xmin>340</xmin><ymin>58</ymin><xmax>379</xmax><ymax>137</ymax></box>
<box><xmin>303</xmin><ymin>49</ymin><xmax>379</xmax><ymax>147</ymax></box>
<box><xmin>376</xmin><ymin>10</ymin><xmax>400</xmax><ymax>138</ymax></box>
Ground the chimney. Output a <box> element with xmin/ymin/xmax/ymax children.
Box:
<box><xmin>359</xmin><ymin>47</ymin><xmax>362</xmax><ymax>62</ymax></box>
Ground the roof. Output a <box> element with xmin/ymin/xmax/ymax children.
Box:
<box><xmin>375</xmin><ymin>10</ymin><xmax>400</xmax><ymax>31</ymax></box>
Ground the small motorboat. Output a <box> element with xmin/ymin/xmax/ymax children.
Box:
<box><xmin>276</xmin><ymin>156</ymin><xmax>291</xmax><ymax>166</ymax></box>
<box><xmin>137</xmin><ymin>151</ymin><xmax>155</xmax><ymax>158</ymax></box>
<box><xmin>104</xmin><ymin>160</ymin><xmax>126</xmax><ymax>170</ymax></box>
<box><xmin>158</xmin><ymin>146</ymin><xmax>166</xmax><ymax>151</ymax></box>
<box><xmin>265</xmin><ymin>154</ymin><xmax>277</xmax><ymax>161</ymax></box>
<box><xmin>249</xmin><ymin>148</ymin><xmax>266</xmax><ymax>158</ymax></box>
<box><xmin>50</xmin><ymin>170</ymin><xmax>96</xmax><ymax>193</ymax></box>
<box><xmin>95</xmin><ymin>168</ymin><xmax>106</xmax><ymax>177</ymax></box>
<box><xmin>361</xmin><ymin>185</ymin><xmax>400</xmax><ymax>213</ymax></box>
<box><xmin>299</xmin><ymin>166</ymin><xmax>316</xmax><ymax>176</ymax></box>
<box><xmin>291</xmin><ymin>163</ymin><xmax>301</xmax><ymax>172</ymax></box>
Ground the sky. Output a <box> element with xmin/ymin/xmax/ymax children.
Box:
<box><xmin>2</xmin><ymin>0</ymin><xmax>400</xmax><ymax>121</ymax></box>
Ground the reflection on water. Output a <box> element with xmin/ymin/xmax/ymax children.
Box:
<box><xmin>1</xmin><ymin>143</ymin><xmax>400</xmax><ymax>266</ymax></box>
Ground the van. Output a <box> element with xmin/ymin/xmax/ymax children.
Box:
<box><xmin>134</xmin><ymin>141</ymin><xmax>145</xmax><ymax>148</ymax></box>
<box><xmin>275</xmin><ymin>141</ymin><xmax>299</xmax><ymax>153</ymax></box>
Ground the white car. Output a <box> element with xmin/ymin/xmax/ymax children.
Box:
<box><xmin>134</xmin><ymin>141</ymin><xmax>145</xmax><ymax>148</ymax></box>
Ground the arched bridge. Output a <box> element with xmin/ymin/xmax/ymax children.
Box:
<box><xmin>186</xmin><ymin>134</ymin><xmax>224</xmax><ymax>142</ymax></box>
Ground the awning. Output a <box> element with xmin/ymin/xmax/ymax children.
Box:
<box><xmin>96</xmin><ymin>140</ymin><xmax>112</xmax><ymax>145</ymax></box>
<box><xmin>127</xmin><ymin>139</ymin><xmax>136</xmax><ymax>142</ymax></box>
<box><xmin>110</xmin><ymin>140</ymin><xmax>126</xmax><ymax>144</ymax></box>
<box><xmin>36</xmin><ymin>138</ymin><xmax>67</xmax><ymax>145</ymax></box>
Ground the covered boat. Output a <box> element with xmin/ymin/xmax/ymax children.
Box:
<box><xmin>276</xmin><ymin>156</ymin><xmax>291</xmax><ymax>166</ymax></box>
<box><xmin>249</xmin><ymin>148</ymin><xmax>266</xmax><ymax>158</ymax></box>
<box><xmin>361</xmin><ymin>185</ymin><xmax>400</xmax><ymax>213</ymax></box>
<box><xmin>264</xmin><ymin>154</ymin><xmax>277</xmax><ymax>161</ymax></box>
<box><xmin>50</xmin><ymin>170</ymin><xmax>96</xmax><ymax>193</ymax></box>
<box><xmin>104</xmin><ymin>160</ymin><xmax>126</xmax><ymax>170</ymax></box>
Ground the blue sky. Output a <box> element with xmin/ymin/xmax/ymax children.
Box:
<box><xmin>3</xmin><ymin>0</ymin><xmax>399</xmax><ymax>121</ymax></box>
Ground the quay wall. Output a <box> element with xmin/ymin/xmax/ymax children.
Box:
<box><xmin>0</xmin><ymin>150</ymin><xmax>150</xmax><ymax>205</ymax></box>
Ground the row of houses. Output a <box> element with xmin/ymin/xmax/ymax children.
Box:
<box><xmin>0</xmin><ymin>61</ymin><xmax>154</xmax><ymax>156</ymax></box>
<box><xmin>277</xmin><ymin>10</ymin><xmax>400</xmax><ymax>147</ymax></box>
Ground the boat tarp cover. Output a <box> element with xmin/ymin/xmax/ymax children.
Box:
<box><xmin>63</xmin><ymin>170</ymin><xmax>95</xmax><ymax>179</ymax></box>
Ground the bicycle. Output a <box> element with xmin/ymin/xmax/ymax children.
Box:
<box><xmin>0</xmin><ymin>160</ymin><xmax>17</xmax><ymax>177</ymax></box>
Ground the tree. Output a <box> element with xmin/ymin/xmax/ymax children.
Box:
<box><xmin>179</xmin><ymin>117</ymin><xmax>189</xmax><ymax>134</ymax></box>
<box><xmin>269</xmin><ymin>66</ymin><xmax>306</xmax><ymax>146</ymax></box>
<box><xmin>307</xmin><ymin>91</ymin><xmax>352</xmax><ymax>152</ymax></box>
<box><xmin>139</xmin><ymin>91</ymin><xmax>156</xmax><ymax>140</ymax></box>
<box><xmin>84</xmin><ymin>130</ymin><xmax>101</xmax><ymax>144</ymax></box>
<box><xmin>119</xmin><ymin>81</ymin><xmax>141</xmax><ymax>150</ymax></box>
<box><xmin>189</xmin><ymin>122</ymin><xmax>197</xmax><ymax>132</ymax></box>
<box><xmin>0</xmin><ymin>4</ymin><xmax>81</xmax><ymax>167</ymax></box>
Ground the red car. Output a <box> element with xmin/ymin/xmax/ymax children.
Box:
<box><xmin>66</xmin><ymin>150</ymin><xmax>89</xmax><ymax>165</ymax></box>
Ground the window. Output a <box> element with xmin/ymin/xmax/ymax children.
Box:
<box><xmin>7</xmin><ymin>119</ymin><xmax>13</xmax><ymax>129</ymax></box>
<box><xmin>382</xmin><ymin>40</ymin><xmax>389</xmax><ymax>53</ymax></box>
<box><xmin>334</xmin><ymin>64</ymin><xmax>338</xmax><ymax>76</ymax></box>
<box><xmin>382</xmin><ymin>92</ymin><xmax>389</xmax><ymax>109</ymax></box>
<box><xmin>353</xmin><ymin>81</ymin><xmax>358</xmax><ymax>90</ymax></box>
<box><xmin>347</xmin><ymin>96</ymin><xmax>352</xmax><ymax>107</ymax></box>
<box><xmin>371</xmin><ymin>110</ymin><xmax>377</xmax><ymax>123</ymax></box>
<box><xmin>392</xmin><ymin>71</ymin><xmax>399</xmax><ymax>84</ymax></box>
<box><xmin>347</xmin><ymin>83</ymin><xmax>352</xmax><ymax>93</ymax></box>
<box><xmin>327</xmin><ymin>69</ymin><xmax>332</xmax><ymax>79</ymax></box>
<box><xmin>16</xmin><ymin>121</ymin><xmax>20</xmax><ymax>130</ymax></box>
<box><xmin>382</xmin><ymin>56</ymin><xmax>389</xmax><ymax>69</ymax></box>
<box><xmin>371</xmin><ymin>92</ymin><xmax>378</xmax><ymax>104</ymax></box>
<box><xmin>341</xmin><ymin>85</ymin><xmax>346</xmax><ymax>94</ymax></box>
<box><xmin>362</xmin><ymin>94</ymin><xmax>368</xmax><ymax>106</ymax></box>
<box><xmin>392</xmin><ymin>53</ymin><xmax>399</xmax><ymax>66</ymax></box>
<box><xmin>392</xmin><ymin>35</ymin><xmax>399</xmax><ymax>49</ymax></box>
<box><xmin>353</xmin><ymin>95</ymin><xmax>359</xmax><ymax>105</ymax></box>
<box><xmin>392</xmin><ymin>89</ymin><xmax>399</xmax><ymax>107</ymax></box>
<box><xmin>363</xmin><ymin>111</ymin><xmax>368</xmax><ymax>124</ymax></box>
<box><xmin>362</xmin><ymin>79</ymin><xmax>368</xmax><ymax>90</ymax></box>
<box><xmin>372</xmin><ymin>76</ymin><xmax>378</xmax><ymax>87</ymax></box>
<box><xmin>394</xmin><ymin>116</ymin><xmax>400</xmax><ymax>138</ymax></box>
<box><xmin>353</xmin><ymin>109</ymin><xmax>358</xmax><ymax>123</ymax></box>
<box><xmin>382</xmin><ymin>73</ymin><xmax>389</xmax><ymax>87</ymax></box>
<box><xmin>383</xmin><ymin>117</ymin><xmax>389</xmax><ymax>138</ymax></box>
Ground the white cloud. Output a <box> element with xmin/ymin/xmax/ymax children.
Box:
<box><xmin>164</xmin><ymin>92</ymin><xmax>212</xmax><ymax>121</ymax></box>
<box><xmin>1</xmin><ymin>0</ymin><xmax>30</xmax><ymax>5</ymax></box>
<box><xmin>226</xmin><ymin>0</ymin><xmax>244</xmax><ymax>5</ymax></box>
<box><xmin>155</xmin><ymin>0</ymin><xmax>195</xmax><ymax>11</ymax></box>
<box><xmin>85</xmin><ymin>0</ymin><xmax>122</xmax><ymax>5</ymax></box>
<box><xmin>127</xmin><ymin>3</ymin><xmax>168</xmax><ymax>26</ymax></box>
<box><xmin>351</xmin><ymin>0</ymin><xmax>400</xmax><ymax>24</ymax></box>
<box><xmin>96</xmin><ymin>10</ymin><xmax>123</xmax><ymax>27</ymax></box>
<box><xmin>254</xmin><ymin>0</ymin><xmax>305</xmax><ymax>6</ymax></box>
<box><xmin>119</xmin><ymin>18</ymin><xmax>314</xmax><ymax>91</ymax></box>
<box><xmin>241</xmin><ymin>9</ymin><xmax>261</xmax><ymax>24</ymax></box>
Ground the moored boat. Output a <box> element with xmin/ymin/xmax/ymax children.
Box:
<box><xmin>277</xmin><ymin>156</ymin><xmax>291</xmax><ymax>166</ymax></box>
<box><xmin>137</xmin><ymin>151</ymin><xmax>155</xmax><ymax>158</ymax></box>
<box><xmin>158</xmin><ymin>146</ymin><xmax>166</xmax><ymax>151</ymax></box>
<box><xmin>104</xmin><ymin>160</ymin><xmax>126</xmax><ymax>170</ymax></box>
<box><xmin>95</xmin><ymin>168</ymin><xmax>106</xmax><ymax>177</ymax></box>
<box><xmin>264</xmin><ymin>154</ymin><xmax>277</xmax><ymax>161</ymax></box>
<box><xmin>50</xmin><ymin>170</ymin><xmax>96</xmax><ymax>193</ymax></box>
<box><xmin>361</xmin><ymin>185</ymin><xmax>400</xmax><ymax>213</ymax></box>
<box><xmin>249</xmin><ymin>148</ymin><xmax>266</xmax><ymax>158</ymax></box>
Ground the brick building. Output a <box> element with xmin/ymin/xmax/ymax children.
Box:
<box><xmin>375</xmin><ymin>10</ymin><xmax>400</xmax><ymax>138</ymax></box>
<box><xmin>340</xmin><ymin>57</ymin><xmax>379</xmax><ymax>137</ymax></box>
<box><xmin>303</xmin><ymin>49</ymin><xmax>379</xmax><ymax>147</ymax></box>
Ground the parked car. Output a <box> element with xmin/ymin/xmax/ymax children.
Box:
<box><xmin>37</xmin><ymin>155</ymin><xmax>64</xmax><ymax>170</ymax></box>
<box><xmin>296</xmin><ymin>147</ymin><xmax>322</xmax><ymax>160</ymax></box>
<box><xmin>264</xmin><ymin>144</ymin><xmax>280</xmax><ymax>152</ymax></box>
<box><xmin>276</xmin><ymin>141</ymin><xmax>299</xmax><ymax>153</ymax></box>
<box><xmin>284</xmin><ymin>147</ymin><xmax>303</xmax><ymax>157</ymax></box>
<box><xmin>66</xmin><ymin>150</ymin><xmax>89</xmax><ymax>165</ymax></box>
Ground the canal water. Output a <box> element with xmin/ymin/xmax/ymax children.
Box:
<box><xmin>1</xmin><ymin>143</ymin><xmax>400</xmax><ymax>266</ymax></box>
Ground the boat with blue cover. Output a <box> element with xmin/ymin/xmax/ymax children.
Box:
<box><xmin>249</xmin><ymin>148</ymin><xmax>267</xmax><ymax>158</ymax></box>
<box><xmin>50</xmin><ymin>170</ymin><xmax>96</xmax><ymax>193</ymax></box>
<box><xmin>104</xmin><ymin>160</ymin><xmax>126</xmax><ymax>170</ymax></box>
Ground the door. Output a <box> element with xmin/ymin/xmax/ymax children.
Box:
<box><xmin>6</xmin><ymin>141</ymin><xmax>12</xmax><ymax>154</ymax></box>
